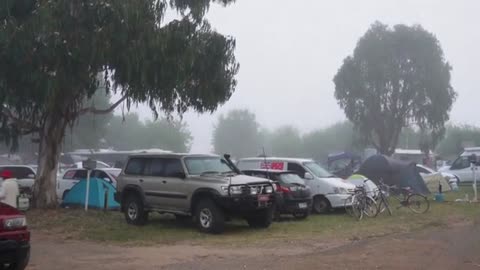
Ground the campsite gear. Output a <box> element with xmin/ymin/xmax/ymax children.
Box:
<box><xmin>85</xmin><ymin>170</ymin><xmax>91</xmax><ymax>211</ymax></box>
<box><xmin>61</xmin><ymin>178</ymin><xmax>119</xmax><ymax>210</ymax></box>
<box><xmin>375</xmin><ymin>180</ymin><xmax>430</xmax><ymax>215</ymax></box>
<box><xmin>0</xmin><ymin>174</ymin><xmax>20</xmax><ymax>208</ymax></box>
<box><xmin>327</xmin><ymin>152</ymin><xmax>362</xmax><ymax>179</ymax></box>
<box><xmin>357</xmin><ymin>155</ymin><xmax>430</xmax><ymax>195</ymax></box>
<box><xmin>422</xmin><ymin>173</ymin><xmax>451</xmax><ymax>193</ymax></box>
<box><xmin>344</xmin><ymin>180</ymin><xmax>377</xmax><ymax>220</ymax></box>
<box><xmin>434</xmin><ymin>193</ymin><xmax>445</xmax><ymax>202</ymax></box>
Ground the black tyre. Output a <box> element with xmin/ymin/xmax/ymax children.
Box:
<box><xmin>1</xmin><ymin>248</ymin><xmax>29</xmax><ymax>270</ymax></box>
<box><xmin>124</xmin><ymin>194</ymin><xmax>149</xmax><ymax>226</ymax></box>
<box><xmin>363</xmin><ymin>196</ymin><xmax>378</xmax><ymax>218</ymax></box>
<box><xmin>407</xmin><ymin>194</ymin><xmax>430</xmax><ymax>214</ymax></box>
<box><xmin>312</xmin><ymin>196</ymin><xmax>331</xmax><ymax>214</ymax></box>
<box><xmin>246</xmin><ymin>209</ymin><xmax>273</xmax><ymax>228</ymax></box>
<box><xmin>195</xmin><ymin>199</ymin><xmax>225</xmax><ymax>234</ymax></box>
<box><xmin>293</xmin><ymin>212</ymin><xmax>309</xmax><ymax>220</ymax></box>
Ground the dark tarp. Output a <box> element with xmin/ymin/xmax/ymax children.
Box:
<box><xmin>356</xmin><ymin>155</ymin><xmax>430</xmax><ymax>195</ymax></box>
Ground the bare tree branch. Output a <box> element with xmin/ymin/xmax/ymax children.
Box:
<box><xmin>79</xmin><ymin>95</ymin><xmax>127</xmax><ymax>115</ymax></box>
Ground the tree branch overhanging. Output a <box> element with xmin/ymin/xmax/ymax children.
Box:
<box><xmin>1</xmin><ymin>106</ymin><xmax>41</xmax><ymax>134</ymax></box>
<box><xmin>79</xmin><ymin>95</ymin><xmax>127</xmax><ymax>115</ymax></box>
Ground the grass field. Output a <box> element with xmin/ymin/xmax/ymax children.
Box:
<box><xmin>27</xmin><ymin>187</ymin><xmax>480</xmax><ymax>246</ymax></box>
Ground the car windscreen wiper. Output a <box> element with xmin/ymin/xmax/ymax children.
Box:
<box><xmin>200</xmin><ymin>171</ymin><xmax>221</xmax><ymax>176</ymax></box>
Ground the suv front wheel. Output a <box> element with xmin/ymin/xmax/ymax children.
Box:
<box><xmin>124</xmin><ymin>194</ymin><xmax>149</xmax><ymax>226</ymax></box>
<box><xmin>195</xmin><ymin>199</ymin><xmax>225</xmax><ymax>234</ymax></box>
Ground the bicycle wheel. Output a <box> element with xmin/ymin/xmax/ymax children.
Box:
<box><xmin>363</xmin><ymin>196</ymin><xmax>378</xmax><ymax>218</ymax></box>
<box><xmin>376</xmin><ymin>195</ymin><xmax>392</xmax><ymax>217</ymax></box>
<box><xmin>344</xmin><ymin>194</ymin><xmax>355</xmax><ymax>217</ymax></box>
<box><xmin>407</xmin><ymin>194</ymin><xmax>430</xmax><ymax>214</ymax></box>
<box><xmin>351</xmin><ymin>196</ymin><xmax>363</xmax><ymax>221</ymax></box>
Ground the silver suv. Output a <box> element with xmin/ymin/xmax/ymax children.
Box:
<box><xmin>115</xmin><ymin>153</ymin><xmax>275</xmax><ymax>233</ymax></box>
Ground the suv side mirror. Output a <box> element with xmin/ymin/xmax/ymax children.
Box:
<box><xmin>304</xmin><ymin>172</ymin><xmax>314</xmax><ymax>180</ymax></box>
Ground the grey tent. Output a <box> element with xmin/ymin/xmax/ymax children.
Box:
<box><xmin>356</xmin><ymin>155</ymin><xmax>430</xmax><ymax>195</ymax></box>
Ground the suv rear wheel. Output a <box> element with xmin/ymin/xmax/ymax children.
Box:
<box><xmin>195</xmin><ymin>199</ymin><xmax>225</xmax><ymax>234</ymax></box>
<box><xmin>124</xmin><ymin>194</ymin><xmax>148</xmax><ymax>226</ymax></box>
<box><xmin>313</xmin><ymin>196</ymin><xmax>331</xmax><ymax>214</ymax></box>
<box><xmin>246</xmin><ymin>209</ymin><xmax>273</xmax><ymax>228</ymax></box>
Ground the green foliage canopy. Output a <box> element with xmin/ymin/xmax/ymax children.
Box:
<box><xmin>334</xmin><ymin>22</ymin><xmax>456</xmax><ymax>155</ymax></box>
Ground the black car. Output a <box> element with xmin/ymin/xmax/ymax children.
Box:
<box><xmin>242</xmin><ymin>169</ymin><xmax>312</xmax><ymax>219</ymax></box>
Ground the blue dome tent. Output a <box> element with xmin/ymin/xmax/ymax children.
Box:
<box><xmin>61</xmin><ymin>178</ymin><xmax>120</xmax><ymax>210</ymax></box>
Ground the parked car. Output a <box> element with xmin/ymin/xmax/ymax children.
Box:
<box><xmin>242</xmin><ymin>169</ymin><xmax>311</xmax><ymax>219</ymax></box>
<box><xmin>439</xmin><ymin>147</ymin><xmax>480</xmax><ymax>183</ymax></box>
<box><xmin>71</xmin><ymin>161</ymin><xmax>111</xmax><ymax>169</ymax></box>
<box><xmin>0</xmin><ymin>166</ymin><xmax>36</xmax><ymax>194</ymax></box>
<box><xmin>57</xmin><ymin>168</ymin><xmax>121</xmax><ymax>200</ymax></box>
<box><xmin>0</xmin><ymin>202</ymin><xmax>30</xmax><ymax>270</ymax></box>
<box><xmin>115</xmin><ymin>153</ymin><xmax>276</xmax><ymax>234</ymax></box>
<box><xmin>237</xmin><ymin>157</ymin><xmax>356</xmax><ymax>214</ymax></box>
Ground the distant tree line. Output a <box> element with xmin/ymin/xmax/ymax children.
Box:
<box><xmin>212</xmin><ymin>109</ymin><xmax>479</xmax><ymax>162</ymax></box>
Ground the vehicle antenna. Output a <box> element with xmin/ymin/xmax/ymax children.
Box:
<box><xmin>263</xmin><ymin>147</ymin><xmax>269</xmax><ymax>176</ymax></box>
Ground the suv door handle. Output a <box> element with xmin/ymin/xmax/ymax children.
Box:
<box><xmin>162</xmin><ymin>181</ymin><xmax>167</xmax><ymax>184</ymax></box>
<box><xmin>139</xmin><ymin>179</ymin><xmax>144</xmax><ymax>183</ymax></box>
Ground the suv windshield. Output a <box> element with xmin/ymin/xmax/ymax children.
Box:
<box><xmin>184</xmin><ymin>157</ymin><xmax>233</xmax><ymax>175</ymax></box>
<box><xmin>279</xmin><ymin>173</ymin><xmax>305</xmax><ymax>185</ymax></box>
<box><xmin>303</xmin><ymin>162</ymin><xmax>334</xmax><ymax>178</ymax></box>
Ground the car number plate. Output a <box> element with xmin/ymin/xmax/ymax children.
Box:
<box><xmin>258</xmin><ymin>195</ymin><xmax>270</xmax><ymax>202</ymax></box>
<box><xmin>298</xmin><ymin>202</ymin><xmax>308</xmax><ymax>209</ymax></box>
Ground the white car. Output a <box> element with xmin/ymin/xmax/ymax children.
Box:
<box><xmin>438</xmin><ymin>147</ymin><xmax>480</xmax><ymax>183</ymax></box>
<box><xmin>71</xmin><ymin>161</ymin><xmax>112</xmax><ymax>169</ymax></box>
<box><xmin>56</xmin><ymin>168</ymin><xmax>121</xmax><ymax>200</ymax></box>
<box><xmin>237</xmin><ymin>157</ymin><xmax>356</xmax><ymax>214</ymax></box>
<box><xmin>0</xmin><ymin>165</ymin><xmax>36</xmax><ymax>192</ymax></box>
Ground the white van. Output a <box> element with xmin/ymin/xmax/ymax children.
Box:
<box><xmin>237</xmin><ymin>157</ymin><xmax>355</xmax><ymax>213</ymax></box>
<box><xmin>439</xmin><ymin>147</ymin><xmax>480</xmax><ymax>183</ymax></box>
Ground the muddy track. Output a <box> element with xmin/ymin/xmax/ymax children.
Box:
<box><xmin>28</xmin><ymin>225</ymin><xmax>480</xmax><ymax>270</ymax></box>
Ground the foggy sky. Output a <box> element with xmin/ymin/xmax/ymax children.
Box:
<box><xmin>122</xmin><ymin>0</ymin><xmax>480</xmax><ymax>153</ymax></box>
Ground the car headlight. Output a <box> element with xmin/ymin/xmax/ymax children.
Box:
<box><xmin>3</xmin><ymin>217</ymin><xmax>27</xmax><ymax>230</ymax></box>
<box><xmin>265</xmin><ymin>186</ymin><xmax>273</xmax><ymax>194</ymax></box>
<box><xmin>229</xmin><ymin>186</ymin><xmax>243</xmax><ymax>195</ymax></box>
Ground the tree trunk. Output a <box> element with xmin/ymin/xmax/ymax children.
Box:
<box><xmin>33</xmin><ymin>116</ymin><xmax>68</xmax><ymax>208</ymax></box>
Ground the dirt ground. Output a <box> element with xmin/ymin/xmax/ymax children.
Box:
<box><xmin>27</xmin><ymin>224</ymin><xmax>480</xmax><ymax>270</ymax></box>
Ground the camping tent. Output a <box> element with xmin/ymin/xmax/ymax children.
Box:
<box><xmin>356</xmin><ymin>155</ymin><xmax>430</xmax><ymax>195</ymax></box>
<box><xmin>62</xmin><ymin>178</ymin><xmax>119</xmax><ymax>210</ymax></box>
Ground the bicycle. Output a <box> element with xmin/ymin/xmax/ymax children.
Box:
<box><xmin>375</xmin><ymin>180</ymin><xmax>430</xmax><ymax>215</ymax></box>
<box><xmin>345</xmin><ymin>180</ymin><xmax>377</xmax><ymax>221</ymax></box>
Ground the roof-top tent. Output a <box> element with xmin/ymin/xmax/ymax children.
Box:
<box><xmin>356</xmin><ymin>155</ymin><xmax>430</xmax><ymax>195</ymax></box>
